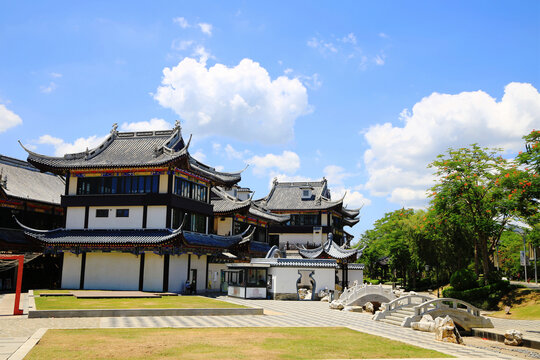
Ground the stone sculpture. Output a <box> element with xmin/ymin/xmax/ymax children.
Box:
<box><xmin>434</xmin><ymin>316</ymin><xmax>463</xmax><ymax>344</ymax></box>
<box><xmin>411</xmin><ymin>314</ymin><xmax>436</xmax><ymax>332</ymax></box>
<box><xmin>504</xmin><ymin>329</ymin><xmax>523</xmax><ymax>346</ymax></box>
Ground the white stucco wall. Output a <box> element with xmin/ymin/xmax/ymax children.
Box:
<box><xmin>146</xmin><ymin>206</ymin><xmax>166</xmax><ymax>229</ymax></box>
<box><xmin>215</xmin><ymin>217</ymin><xmax>233</xmax><ymax>236</ymax></box>
<box><xmin>276</xmin><ymin>233</ymin><xmax>329</xmax><ymax>246</ymax></box>
<box><xmin>87</xmin><ymin>206</ymin><xmax>143</xmax><ymax>229</ymax></box>
<box><xmin>208</xmin><ymin>263</ymin><xmax>227</xmax><ymax>291</ymax></box>
<box><xmin>65</xmin><ymin>207</ymin><xmax>85</xmax><ymax>229</ymax></box>
<box><xmin>143</xmin><ymin>253</ymin><xmax>164</xmax><ymax>292</ymax></box>
<box><xmin>61</xmin><ymin>252</ymin><xmax>81</xmax><ymax>289</ymax></box>
<box><xmin>168</xmin><ymin>254</ymin><xmax>189</xmax><ymax>293</ymax></box>
<box><xmin>348</xmin><ymin>269</ymin><xmax>364</xmax><ymax>285</ymax></box>
<box><xmin>190</xmin><ymin>255</ymin><xmax>207</xmax><ymax>292</ymax></box>
<box><xmin>68</xmin><ymin>176</ymin><xmax>77</xmax><ymax>195</ymax></box>
<box><xmin>84</xmin><ymin>252</ymin><xmax>140</xmax><ymax>290</ymax></box>
<box><xmin>268</xmin><ymin>267</ymin><xmax>334</xmax><ymax>296</ymax></box>
<box><xmin>158</xmin><ymin>174</ymin><xmax>168</xmax><ymax>193</ymax></box>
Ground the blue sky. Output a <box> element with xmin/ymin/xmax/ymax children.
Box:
<box><xmin>1</xmin><ymin>1</ymin><xmax>539</xmax><ymax>240</ymax></box>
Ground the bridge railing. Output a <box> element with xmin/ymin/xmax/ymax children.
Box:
<box><xmin>413</xmin><ymin>297</ymin><xmax>481</xmax><ymax>317</ymax></box>
<box><xmin>338</xmin><ymin>284</ymin><xmax>395</xmax><ymax>305</ymax></box>
<box><xmin>373</xmin><ymin>293</ymin><xmax>432</xmax><ymax>321</ymax></box>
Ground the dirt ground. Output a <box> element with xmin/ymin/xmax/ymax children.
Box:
<box><xmin>463</xmin><ymin>336</ymin><xmax>540</xmax><ymax>359</ymax></box>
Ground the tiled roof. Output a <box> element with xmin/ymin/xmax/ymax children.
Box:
<box><xmin>211</xmin><ymin>187</ymin><xmax>251</xmax><ymax>214</ymax></box>
<box><xmin>0</xmin><ymin>228</ymin><xmax>28</xmax><ymax>245</ymax></box>
<box><xmin>298</xmin><ymin>237</ymin><xmax>361</xmax><ymax>260</ymax></box>
<box><xmin>211</xmin><ymin>187</ymin><xmax>289</xmax><ymax>223</ymax></box>
<box><xmin>16</xmin><ymin>216</ymin><xmax>250</xmax><ymax>249</ymax></box>
<box><xmin>23</xmin><ymin>129</ymin><xmax>188</xmax><ymax>171</ymax></box>
<box><xmin>21</xmin><ymin>125</ymin><xmax>242</xmax><ymax>186</ymax></box>
<box><xmin>254</xmin><ymin>179</ymin><xmax>342</xmax><ymax>211</ymax></box>
<box><xmin>19</xmin><ymin>226</ymin><xmax>181</xmax><ymax>245</ymax></box>
<box><xmin>182</xmin><ymin>231</ymin><xmax>244</xmax><ymax>249</ymax></box>
<box><xmin>0</xmin><ymin>155</ymin><xmax>64</xmax><ymax>205</ymax></box>
<box><xmin>251</xmin><ymin>257</ymin><xmax>338</xmax><ymax>268</ymax></box>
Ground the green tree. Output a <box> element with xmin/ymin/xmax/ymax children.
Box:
<box><xmin>428</xmin><ymin>144</ymin><xmax>529</xmax><ymax>279</ymax></box>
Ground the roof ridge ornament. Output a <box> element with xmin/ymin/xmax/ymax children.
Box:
<box><xmin>110</xmin><ymin>123</ymin><xmax>118</xmax><ymax>135</ymax></box>
<box><xmin>174</xmin><ymin>119</ymin><xmax>181</xmax><ymax>133</ymax></box>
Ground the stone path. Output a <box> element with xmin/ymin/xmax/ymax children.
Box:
<box><xmin>1</xmin><ymin>294</ymin><xmax>539</xmax><ymax>359</ymax></box>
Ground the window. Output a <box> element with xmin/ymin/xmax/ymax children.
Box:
<box><xmin>77</xmin><ymin>175</ymin><xmax>159</xmax><ymax>195</ymax></box>
<box><xmin>174</xmin><ymin>177</ymin><xmax>208</xmax><ymax>202</ymax></box>
<box><xmin>96</xmin><ymin>209</ymin><xmax>109</xmax><ymax>218</ymax></box>
<box><xmin>301</xmin><ymin>189</ymin><xmax>312</xmax><ymax>199</ymax></box>
<box><xmin>116</xmin><ymin>209</ymin><xmax>129</xmax><ymax>217</ymax></box>
<box><xmin>288</xmin><ymin>214</ymin><xmax>320</xmax><ymax>226</ymax></box>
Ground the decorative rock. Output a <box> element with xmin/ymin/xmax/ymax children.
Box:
<box><xmin>434</xmin><ymin>316</ymin><xmax>463</xmax><ymax>344</ymax></box>
<box><xmin>320</xmin><ymin>295</ymin><xmax>330</xmax><ymax>302</ymax></box>
<box><xmin>365</xmin><ymin>302</ymin><xmax>374</xmax><ymax>314</ymax></box>
<box><xmin>412</xmin><ymin>314</ymin><xmax>436</xmax><ymax>332</ymax></box>
<box><xmin>343</xmin><ymin>305</ymin><xmax>363</xmax><ymax>313</ymax></box>
<box><xmin>504</xmin><ymin>329</ymin><xmax>523</xmax><ymax>346</ymax></box>
<box><xmin>329</xmin><ymin>300</ymin><xmax>344</xmax><ymax>310</ymax></box>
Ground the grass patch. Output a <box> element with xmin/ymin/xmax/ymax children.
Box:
<box><xmin>26</xmin><ymin>327</ymin><xmax>452</xmax><ymax>360</ymax></box>
<box><xmin>35</xmin><ymin>295</ymin><xmax>246</xmax><ymax>310</ymax></box>
<box><xmin>33</xmin><ymin>290</ymin><xmax>78</xmax><ymax>295</ymax></box>
<box><xmin>489</xmin><ymin>288</ymin><xmax>540</xmax><ymax>320</ymax></box>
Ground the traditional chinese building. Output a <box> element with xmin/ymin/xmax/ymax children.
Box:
<box><xmin>0</xmin><ymin>155</ymin><xmax>65</xmax><ymax>290</ymax></box>
<box><xmin>17</xmin><ymin>123</ymin><xmax>253</xmax><ymax>293</ymax></box>
<box><xmin>254</xmin><ymin>179</ymin><xmax>360</xmax><ymax>249</ymax></box>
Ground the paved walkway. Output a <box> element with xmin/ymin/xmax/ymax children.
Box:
<box><xmin>1</xmin><ymin>294</ymin><xmax>539</xmax><ymax>359</ymax></box>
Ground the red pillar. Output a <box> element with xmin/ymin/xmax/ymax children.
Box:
<box><xmin>0</xmin><ymin>255</ymin><xmax>24</xmax><ymax>315</ymax></box>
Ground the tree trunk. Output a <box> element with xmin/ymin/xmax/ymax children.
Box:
<box><xmin>474</xmin><ymin>241</ymin><xmax>480</xmax><ymax>275</ymax></box>
<box><xmin>479</xmin><ymin>234</ymin><xmax>491</xmax><ymax>282</ymax></box>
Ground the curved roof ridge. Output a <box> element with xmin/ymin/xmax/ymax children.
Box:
<box><xmin>212</xmin><ymin>186</ymin><xmax>252</xmax><ymax>206</ymax></box>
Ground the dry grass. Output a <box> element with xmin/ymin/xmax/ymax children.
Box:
<box><xmin>489</xmin><ymin>288</ymin><xmax>540</xmax><ymax>320</ymax></box>
<box><xmin>26</xmin><ymin>327</ymin><xmax>452</xmax><ymax>360</ymax></box>
<box><xmin>34</xmin><ymin>295</ymin><xmax>246</xmax><ymax>310</ymax></box>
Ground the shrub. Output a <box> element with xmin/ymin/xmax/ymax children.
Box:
<box><xmin>450</xmin><ymin>269</ymin><xmax>478</xmax><ymax>291</ymax></box>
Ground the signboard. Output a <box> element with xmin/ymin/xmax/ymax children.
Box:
<box><xmin>520</xmin><ymin>251</ymin><xmax>530</xmax><ymax>266</ymax></box>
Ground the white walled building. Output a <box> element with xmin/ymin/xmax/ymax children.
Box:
<box><xmin>17</xmin><ymin>123</ymin><xmax>253</xmax><ymax>292</ymax></box>
<box><xmin>254</xmin><ymin>179</ymin><xmax>361</xmax><ymax>248</ymax></box>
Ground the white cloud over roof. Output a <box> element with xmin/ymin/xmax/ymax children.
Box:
<box><xmin>154</xmin><ymin>57</ymin><xmax>310</xmax><ymax>144</ymax></box>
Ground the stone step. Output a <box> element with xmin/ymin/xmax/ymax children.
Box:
<box><xmin>385</xmin><ymin>314</ymin><xmax>407</xmax><ymax>323</ymax></box>
<box><xmin>394</xmin><ymin>309</ymin><xmax>415</xmax><ymax>315</ymax></box>
<box><xmin>381</xmin><ymin>317</ymin><xmax>403</xmax><ymax>326</ymax></box>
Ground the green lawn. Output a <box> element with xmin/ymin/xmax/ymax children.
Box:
<box><xmin>26</xmin><ymin>327</ymin><xmax>452</xmax><ymax>360</ymax></box>
<box><xmin>35</xmin><ymin>295</ymin><xmax>246</xmax><ymax>310</ymax></box>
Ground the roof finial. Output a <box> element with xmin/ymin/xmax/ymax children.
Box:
<box><xmin>111</xmin><ymin>123</ymin><xmax>118</xmax><ymax>135</ymax></box>
<box><xmin>174</xmin><ymin>119</ymin><xmax>181</xmax><ymax>132</ymax></box>
<box><xmin>273</xmin><ymin>177</ymin><xmax>278</xmax><ymax>186</ymax></box>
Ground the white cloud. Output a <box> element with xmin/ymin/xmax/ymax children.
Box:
<box><xmin>50</xmin><ymin>72</ymin><xmax>62</xmax><ymax>78</ymax></box>
<box><xmin>374</xmin><ymin>53</ymin><xmax>385</xmax><ymax>66</ymax></box>
<box><xmin>363</xmin><ymin>82</ymin><xmax>540</xmax><ymax>207</ymax></box>
<box><xmin>37</xmin><ymin>134</ymin><xmax>107</xmax><ymax>156</ymax></box>
<box><xmin>192</xmin><ymin>45</ymin><xmax>212</xmax><ymax>63</ymax></box>
<box><xmin>173</xmin><ymin>17</ymin><xmax>189</xmax><ymax>28</ymax></box>
<box><xmin>269</xmin><ymin>173</ymin><xmax>315</xmax><ymax>188</ymax></box>
<box><xmin>247</xmin><ymin>151</ymin><xmax>300</xmax><ymax>176</ymax></box>
<box><xmin>284</xmin><ymin>68</ymin><xmax>293</xmax><ymax>75</ymax></box>
<box><xmin>198</xmin><ymin>23</ymin><xmax>212</xmax><ymax>36</ymax></box>
<box><xmin>0</xmin><ymin>104</ymin><xmax>22</xmax><ymax>133</ymax></box>
<box><xmin>154</xmin><ymin>58</ymin><xmax>310</xmax><ymax>144</ymax></box>
<box><xmin>192</xmin><ymin>150</ymin><xmax>206</xmax><ymax>162</ymax></box>
<box><xmin>307</xmin><ymin>37</ymin><xmax>337</xmax><ymax>54</ymax></box>
<box><xmin>379</xmin><ymin>32</ymin><xmax>389</xmax><ymax>38</ymax></box>
<box><xmin>40</xmin><ymin>82</ymin><xmax>57</xmax><ymax>94</ymax></box>
<box><xmin>120</xmin><ymin>118</ymin><xmax>172</xmax><ymax>132</ymax></box>
<box><xmin>340</xmin><ymin>33</ymin><xmax>357</xmax><ymax>44</ymax></box>
<box><xmin>323</xmin><ymin>165</ymin><xmax>351</xmax><ymax>186</ymax></box>
<box><xmin>171</xmin><ymin>39</ymin><xmax>194</xmax><ymax>51</ymax></box>
<box><xmin>298</xmin><ymin>73</ymin><xmax>322</xmax><ymax>90</ymax></box>
<box><xmin>332</xmin><ymin>186</ymin><xmax>371</xmax><ymax>208</ymax></box>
